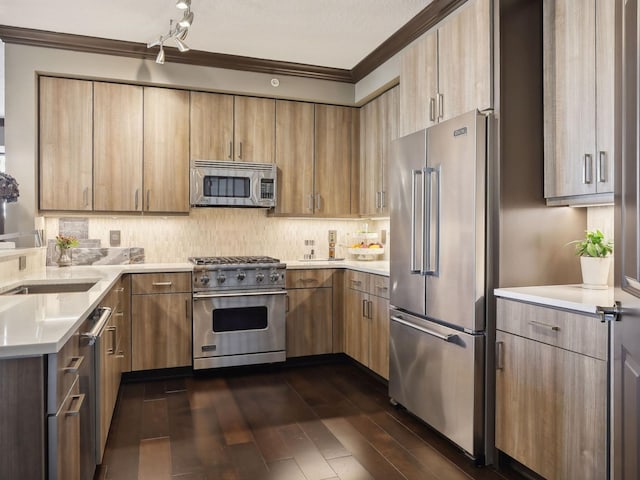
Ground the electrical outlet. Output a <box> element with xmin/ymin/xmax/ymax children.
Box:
<box><xmin>109</xmin><ymin>230</ymin><xmax>121</xmax><ymax>247</ymax></box>
<box><xmin>328</xmin><ymin>230</ymin><xmax>337</xmax><ymax>243</ymax></box>
<box><xmin>18</xmin><ymin>256</ymin><xmax>27</xmax><ymax>271</ymax></box>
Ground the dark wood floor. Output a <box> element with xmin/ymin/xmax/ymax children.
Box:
<box><xmin>96</xmin><ymin>360</ymin><xmax>524</xmax><ymax>480</ymax></box>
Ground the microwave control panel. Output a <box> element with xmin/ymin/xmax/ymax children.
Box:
<box><xmin>260</xmin><ymin>179</ymin><xmax>275</xmax><ymax>200</ymax></box>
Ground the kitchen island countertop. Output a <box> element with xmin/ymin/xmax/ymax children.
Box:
<box><xmin>494</xmin><ymin>284</ymin><xmax>615</xmax><ymax>315</ymax></box>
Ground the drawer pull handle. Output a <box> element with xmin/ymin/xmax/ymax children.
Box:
<box><xmin>116</xmin><ymin>287</ymin><xmax>125</xmax><ymax>293</ymax></box>
<box><xmin>114</xmin><ymin>312</ymin><xmax>124</xmax><ymax>317</ymax></box>
<box><xmin>496</xmin><ymin>341</ymin><xmax>504</xmax><ymax>370</ymax></box>
<box><xmin>351</xmin><ymin>280</ymin><xmax>362</xmax><ymax>286</ymax></box>
<box><xmin>63</xmin><ymin>356</ymin><xmax>84</xmax><ymax>374</ymax></box>
<box><xmin>300</xmin><ymin>278</ymin><xmax>318</xmax><ymax>283</ymax></box>
<box><xmin>66</xmin><ymin>393</ymin><xmax>85</xmax><ymax>417</ymax></box>
<box><xmin>152</xmin><ymin>282</ymin><xmax>173</xmax><ymax>287</ymax></box>
<box><xmin>529</xmin><ymin>320</ymin><xmax>560</xmax><ymax>331</ymax></box>
<box><xmin>375</xmin><ymin>285</ymin><xmax>388</xmax><ymax>290</ymax></box>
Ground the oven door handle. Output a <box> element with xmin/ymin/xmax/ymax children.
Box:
<box><xmin>194</xmin><ymin>290</ymin><xmax>288</xmax><ymax>300</ymax></box>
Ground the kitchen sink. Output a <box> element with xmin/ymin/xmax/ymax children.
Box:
<box><xmin>1</xmin><ymin>282</ymin><xmax>97</xmax><ymax>295</ymax></box>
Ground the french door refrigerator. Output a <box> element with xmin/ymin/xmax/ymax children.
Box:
<box><xmin>389</xmin><ymin>109</ymin><xmax>487</xmax><ymax>461</ymax></box>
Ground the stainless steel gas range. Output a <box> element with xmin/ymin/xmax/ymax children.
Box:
<box><xmin>190</xmin><ymin>256</ymin><xmax>287</xmax><ymax>369</ymax></box>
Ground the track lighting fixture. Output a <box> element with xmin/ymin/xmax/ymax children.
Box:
<box><xmin>147</xmin><ymin>1</ymin><xmax>195</xmax><ymax>64</ymax></box>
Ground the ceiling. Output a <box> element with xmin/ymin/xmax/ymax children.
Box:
<box><xmin>0</xmin><ymin>0</ymin><xmax>434</xmax><ymax>70</ymax></box>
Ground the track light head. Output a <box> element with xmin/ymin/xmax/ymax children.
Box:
<box><xmin>178</xmin><ymin>10</ymin><xmax>194</xmax><ymax>28</ymax></box>
<box><xmin>176</xmin><ymin>0</ymin><xmax>191</xmax><ymax>10</ymax></box>
<box><xmin>175</xmin><ymin>37</ymin><xmax>189</xmax><ymax>52</ymax></box>
<box><xmin>156</xmin><ymin>44</ymin><xmax>165</xmax><ymax>64</ymax></box>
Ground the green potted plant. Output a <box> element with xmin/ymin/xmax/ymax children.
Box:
<box><xmin>572</xmin><ymin>229</ymin><xmax>613</xmax><ymax>289</ymax></box>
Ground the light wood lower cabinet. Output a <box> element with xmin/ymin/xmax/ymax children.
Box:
<box><xmin>285</xmin><ymin>269</ymin><xmax>333</xmax><ymax>357</ymax></box>
<box><xmin>51</xmin><ymin>377</ymin><xmax>81</xmax><ymax>480</ymax></box>
<box><xmin>131</xmin><ymin>273</ymin><xmax>192</xmax><ymax>371</ymax></box>
<box><xmin>343</xmin><ymin>271</ymin><xmax>390</xmax><ymax>379</ymax></box>
<box><xmin>495</xmin><ymin>298</ymin><xmax>607</xmax><ymax>479</ymax></box>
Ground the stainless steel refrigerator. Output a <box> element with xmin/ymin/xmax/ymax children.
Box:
<box><xmin>389</xmin><ymin>109</ymin><xmax>487</xmax><ymax>460</ymax></box>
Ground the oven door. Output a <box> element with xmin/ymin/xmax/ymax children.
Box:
<box><xmin>192</xmin><ymin>290</ymin><xmax>286</xmax><ymax>369</ymax></box>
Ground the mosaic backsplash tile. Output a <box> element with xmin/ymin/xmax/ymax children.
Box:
<box><xmin>44</xmin><ymin>209</ymin><xmax>390</xmax><ymax>263</ymax></box>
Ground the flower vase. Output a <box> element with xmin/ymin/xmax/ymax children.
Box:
<box><xmin>56</xmin><ymin>247</ymin><xmax>73</xmax><ymax>267</ymax></box>
<box><xmin>580</xmin><ymin>256</ymin><xmax>611</xmax><ymax>289</ymax></box>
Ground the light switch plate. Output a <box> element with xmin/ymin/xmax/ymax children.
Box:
<box><xmin>109</xmin><ymin>230</ymin><xmax>121</xmax><ymax>247</ymax></box>
<box><xmin>328</xmin><ymin>230</ymin><xmax>337</xmax><ymax>243</ymax></box>
<box><xmin>18</xmin><ymin>256</ymin><xmax>26</xmax><ymax>271</ymax></box>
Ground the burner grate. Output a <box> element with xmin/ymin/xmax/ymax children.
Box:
<box><xmin>189</xmin><ymin>256</ymin><xmax>281</xmax><ymax>266</ymax></box>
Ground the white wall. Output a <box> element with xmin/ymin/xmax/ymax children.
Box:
<box><xmin>0</xmin><ymin>41</ymin><xmax>4</xmax><ymax>118</ymax></box>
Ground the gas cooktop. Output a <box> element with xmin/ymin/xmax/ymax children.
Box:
<box><xmin>189</xmin><ymin>256</ymin><xmax>281</xmax><ymax>266</ymax></box>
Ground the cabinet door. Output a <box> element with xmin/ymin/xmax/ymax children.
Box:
<box><xmin>315</xmin><ymin>105</ymin><xmax>354</xmax><ymax>216</ymax></box>
<box><xmin>595</xmin><ymin>0</ymin><xmax>614</xmax><ymax>193</ymax></box>
<box><xmin>132</xmin><ymin>293</ymin><xmax>192</xmax><ymax>370</ymax></box>
<box><xmin>378</xmin><ymin>87</ymin><xmax>399</xmax><ymax>215</ymax></box>
<box><xmin>399</xmin><ymin>30</ymin><xmax>438</xmax><ymax>137</ymax></box>
<box><xmin>190</xmin><ymin>91</ymin><xmax>234</xmax><ymax>161</ymax></box>
<box><xmin>369</xmin><ymin>295</ymin><xmax>389</xmax><ymax>379</ymax></box>
<box><xmin>143</xmin><ymin>87</ymin><xmax>190</xmax><ymax>213</ymax></box>
<box><xmin>543</xmin><ymin>0</ymin><xmax>597</xmax><ymax>198</ymax></box>
<box><xmin>344</xmin><ymin>288</ymin><xmax>369</xmax><ymax>366</ymax></box>
<box><xmin>286</xmin><ymin>287</ymin><xmax>333</xmax><ymax>357</ymax></box>
<box><xmin>39</xmin><ymin>77</ymin><xmax>93</xmax><ymax>211</ymax></box>
<box><xmin>360</xmin><ymin>98</ymin><xmax>380</xmax><ymax>216</ymax></box>
<box><xmin>234</xmin><ymin>96</ymin><xmax>275</xmax><ymax>163</ymax></box>
<box><xmin>275</xmin><ymin>100</ymin><xmax>315</xmax><ymax>215</ymax></box>
<box><xmin>495</xmin><ymin>331</ymin><xmax>607</xmax><ymax>479</ymax></box>
<box><xmin>51</xmin><ymin>378</ymin><xmax>81</xmax><ymax>480</ymax></box>
<box><xmin>437</xmin><ymin>0</ymin><xmax>492</xmax><ymax>121</ymax></box>
<box><xmin>94</xmin><ymin>82</ymin><xmax>143</xmax><ymax>212</ymax></box>
<box><xmin>114</xmin><ymin>275</ymin><xmax>132</xmax><ymax>373</ymax></box>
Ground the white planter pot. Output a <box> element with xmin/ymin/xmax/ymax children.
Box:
<box><xmin>580</xmin><ymin>256</ymin><xmax>611</xmax><ymax>289</ymax></box>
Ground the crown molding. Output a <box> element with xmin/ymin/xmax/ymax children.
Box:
<box><xmin>0</xmin><ymin>1</ymin><xmax>466</xmax><ymax>85</ymax></box>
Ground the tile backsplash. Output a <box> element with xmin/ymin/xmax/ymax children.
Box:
<box><xmin>44</xmin><ymin>209</ymin><xmax>390</xmax><ymax>263</ymax></box>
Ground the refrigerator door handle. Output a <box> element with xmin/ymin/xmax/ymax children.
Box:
<box><xmin>410</xmin><ymin>169</ymin><xmax>423</xmax><ymax>274</ymax></box>
<box><xmin>422</xmin><ymin>166</ymin><xmax>440</xmax><ymax>276</ymax></box>
<box><xmin>421</xmin><ymin>167</ymin><xmax>430</xmax><ymax>276</ymax></box>
<box><xmin>390</xmin><ymin>315</ymin><xmax>457</xmax><ymax>342</ymax></box>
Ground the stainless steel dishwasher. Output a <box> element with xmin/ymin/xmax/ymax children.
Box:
<box><xmin>78</xmin><ymin>306</ymin><xmax>112</xmax><ymax>480</ymax></box>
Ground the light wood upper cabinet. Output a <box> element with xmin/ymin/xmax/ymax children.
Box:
<box><xmin>437</xmin><ymin>0</ymin><xmax>492</xmax><ymax>122</ymax></box>
<box><xmin>143</xmin><ymin>87</ymin><xmax>190</xmax><ymax>213</ymax></box>
<box><xmin>495</xmin><ymin>298</ymin><xmax>607</xmax><ymax>479</ymax></box>
<box><xmin>543</xmin><ymin>0</ymin><xmax>614</xmax><ymax>203</ymax></box>
<box><xmin>93</xmin><ymin>82</ymin><xmax>144</xmax><ymax>212</ymax></box>
<box><xmin>190</xmin><ymin>93</ymin><xmax>275</xmax><ymax>163</ymax></box>
<box><xmin>39</xmin><ymin>77</ymin><xmax>93</xmax><ymax>211</ymax></box>
<box><xmin>190</xmin><ymin>91</ymin><xmax>234</xmax><ymax>161</ymax></box>
<box><xmin>400</xmin><ymin>30</ymin><xmax>438</xmax><ymax>137</ymax></box>
<box><xmin>398</xmin><ymin>0</ymin><xmax>492</xmax><ymax>137</ymax></box>
<box><xmin>360</xmin><ymin>86</ymin><xmax>398</xmax><ymax>216</ymax></box>
<box><xmin>315</xmin><ymin>104</ymin><xmax>355</xmax><ymax>216</ymax></box>
<box><xmin>234</xmin><ymin>96</ymin><xmax>276</xmax><ymax>163</ymax></box>
<box><xmin>274</xmin><ymin>100</ymin><xmax>315</xmax><ymax>215</ymax></box>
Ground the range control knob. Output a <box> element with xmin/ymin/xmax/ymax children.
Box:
<box><xmin>270</xmin><ymin>271</ymin><xmax>281</xmax><ymax>282</ymax></box>
<box><xmin>200</xmin><ymin>275</ymin><xmax>210</xmax><ymax>285</ymax></box>
<box><xmin>217</xmin><ymin>273</ymin><xmax>226</xmax><ymax>284</ymax></box>
<box><xmin>236</xmin><ymin>271</ymin><xmax>246</xmax><ymax>281</ymax></box>
<box><xmin>256</xmin><ymin>272</ymin><xmax>265</xmax><ymax>282</ymax></box>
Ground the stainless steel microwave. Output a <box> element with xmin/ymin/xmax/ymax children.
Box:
<box><xmin>190</xmin><ymin>160</ymin><xmax>277</xmax><ymax>208</ymax></box>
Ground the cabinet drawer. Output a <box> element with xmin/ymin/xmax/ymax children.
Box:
<box><xmin>286</xmin><ymin>269</ymin><xmax>333</xmax><ymax>289</ymax></box>
<box><xmin>345</xmin><ymin>270</ymin><xmax>369</xmax><ymax>293</ymax></box>
<box><xmin>369</xmin><ymin>275</ymin><xmax>390</xmax><ymax>299</ymax></box>
<box><xmin>48</xmin><ymin>376</ymin><xmax>82</xmax><ymax>480</ymax></box>
<box><xmin>131</xmin><ymin>272</ymin><xmax>192</xmax><ymax>294</ymax></box>
<box><xmin>47</xmin><ymin>331</ymin><xmax>81</xmax><ymax>414</ymax></box>
<box><xmin>496</xmin><ymin>298</ymin><xmax>608</xmax><ymax>360</ymax></box>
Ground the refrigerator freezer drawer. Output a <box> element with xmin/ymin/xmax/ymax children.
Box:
<box><xmin>389</xmin><ymin>309</ymin><xmax>484</xmax><ymax>458</ymax></box>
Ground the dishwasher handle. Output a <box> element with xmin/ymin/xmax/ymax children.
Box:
<box><xmin>391</xmin><ymin>315</ymin><xmax>457</xmax><ymax>342</ymax></box>
<box><xmin>81</xmin><ymin>307</ymin><xmax>112</xmax><ymax>345</ymax></box>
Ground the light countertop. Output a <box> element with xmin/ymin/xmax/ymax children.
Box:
<box><xmin>0</xmin><ymin>260</ymin><xmax>387</xmax><ymax>359</ymax></box>
<box><xmin>0</xmin><ymin>263</ymin><xmax>192</xmax><ymax>359</ymax></box>
<box><xmin>494</xmin><ymin>284</ymin><xmax>615</xmax><ymax>315</ymax></box>
<box><xmin>284</xmin><ymin>259</ymin><xmax>389</xmax><ymax>276</ymax></box>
